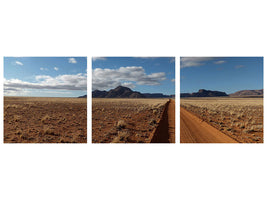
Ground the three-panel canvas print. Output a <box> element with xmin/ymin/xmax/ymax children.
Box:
<box><xmin>3</xmin><ymin>56</ymin><xmax>263</xmax><ymax>143</ymax></box>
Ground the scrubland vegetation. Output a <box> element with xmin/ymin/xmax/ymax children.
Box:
<box><xmin>181</xmin><ymin>98</ymin><xmax>263</xmax><ymax>143</ymax></box>
<box><xmin>4</xmin><ymin>97</ymin><xmax>87</xmax><ymax>143</ymax></box>
<box><xmin>92</xmin><ymin>98</ymin><xmax>168</xmax><ymax>143</ymax></box>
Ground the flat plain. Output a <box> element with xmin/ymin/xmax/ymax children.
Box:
<box><xmin>4</xmin><ymin>97</ymin><xmax>87</xmax><ymax>143</ymax></box>
<box><xmin>92</xmin><ymin>98</ymin><xmax>172</xmax><ymax>143</ymax></box>
<box><xmin>180</xmin><ymin>97</ymin><xmax>263</xmax><ymax>143</ymax></box>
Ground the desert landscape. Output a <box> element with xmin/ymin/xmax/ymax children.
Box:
<box><xmin>4</xmin><ymin>97</ymin><xmax>87</xmax><ymax>143</ymax></box>
<box><xmin>180</xmin><ymin>97</ymin><xmax>263</xmax><ymax>143</ymax></box>
<box><xmin>92</xmin><ymin>98</ymin><xmax>175</xmax><ymax>143</ymax></box>
<box><xmin>92</xmin><ymin>57</ymin><xmax>175</xmax><ymax>143</ymax></box>
<box><xmin>180</xmin><ymin>57</ymin><xmax>263</xmax><ymax>143</ymax></box>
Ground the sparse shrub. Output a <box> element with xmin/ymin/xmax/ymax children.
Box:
<box><xmin>13</xmin><ymin>115</ymin><xmax>21</xmax><ymax>122</ymax></box>
<box><xmin>111</xmin><ymin>131</ymin><xmax>130</xmax><ymax>143</ymax></box>
<box><xmin>117</xmin><ymin>120</ymin><xmax>127</xmax><ymax>129</ymax></box>
<box><xmin>6</xmin><ymin>104</ymin><xmax>19</xmax><ymax>109</ymax></box>
<box><xmin>249</xmin><ymin>126</ymin><xmax>255</xmax><ymax>133</ymax></box>
<box><xmin>41</xmin><ymin>114</ymin><xmax>50</xmax><ymax>123</ymax></box>
<box><xmin>150</xmin><ymin>119</ymin><xmax>157</xmax><ymax>125</ymax></box>
<box><xmin>251</xmin><ymin>120</ymin><xmax>256</xmax><ymax>125</ymax></box>
<box><xmin>15</xmin><ymin>130</ymin><xmax>22</xmax><ymax>135</ymax></box>
<box><xmin>254</xmin><ymin>125</ymin><xmax>263</xmax><ymax>130</ymax></box>
<box><xmin>240</xmin><ymin>123</ymin><xmax>245</xmax><ymax>128</ymax></box>
<box><xmin>43</xmin><ymin>127</ymin><xmax>54</xmax><ymax>135</ymax></box>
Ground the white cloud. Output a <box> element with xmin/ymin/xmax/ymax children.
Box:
<box><xmin>15</xmin><ymin>61</ymin><xmax>23</xmax><ymax>66</ymax></box>
<box><xmin>92</xmin><ymin>66</ymin><xmax>166</xmax><ymax>90</ymax></box>
<box><xmin>4</xmin><ymin>73</ymin><xmax>87</xmax><ymax>92</ymax></box>
<box><xmin>180</xmin><ymin>57</ymin><xmax>214</xmax><ymax>68</ymax></box>
<box><xmin>54</xmin><ymin>67</ymin><xmax>59</xmax><ymax>71</ymax></box>
<box><xmin>235</xmin><ymin>65</ymin><xmax>245</xmax><ymax>69</ymax></box>
<box><xmin>4</xmin><ymin>87</ymin><xmax>29</xmax><ymax>96</ymax></box>
<box><xmin>40</xmin><ymin>67</ymin><xmax>48</xmax><ymax>71</ymax></box>
<box><xmin>92</xmin><ymin>57</ymin><xmax>107</xmax><ymax>61</ymax></box>
<box><xmin>214</xmin><ymin>60</ymin><xmax>226</xmax><ymax>64</ymax></box>
<box><xmin>121</xmin><ymin>82</ymin><xmax>136</xmax><ymax>89</ymax></box>
<box><xmin>68</xmin><ymin>58</ymin><xmax>77</xmax><ymax>64</ymax></box>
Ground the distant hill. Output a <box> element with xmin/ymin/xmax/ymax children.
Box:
<box><xmin>181</xmin><ymin>89</ymin><xmax>228</xmax><ymax>97</ymax></box>
<box><xmin>229</xmin><ymin>89</ymin><xmax>263</xmax><ymax>97</ymax></box>
<box><xmin>92</xmin><ymin>86</ymin><xmax>173</xmax><ymax>98</ymax></box>
<box><xmin>78</xmin><ymin>95</ymin><xmax>87</xmax><ymax>98</ymax></box>
<box><xmin>143</xmin><ymin>93</ymin><xmax>173</xmax><ymax>98</ymax></box>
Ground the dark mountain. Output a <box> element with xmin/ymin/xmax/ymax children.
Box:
<box><xmin>78</xmin><ymin>95</ymin><xmax>87</xmax><ymax>98</ymax></box>
<box><xmin>92</xmin><ymin>86</ymin><xmax>172</xmax><ymax>98</ymax></box>
<box><xmin>181</xmin><ymin>89</ymin><xmax>228</xmax><ymax>97</ymax></box>
<box><xmin>180</xmin><ymin>93</ymin><xmax>192</xmax><ymax>98</ymax></box>
<box><xmin>105</xmin><ymin>86</ymin><xmax>144</xmax><ymax>98</ymax></box>
<box><xmin>92</xmin><ymin>90</ymin><xmax>108</xmax><ymax>98</ymax></box>
<box><xmin>229</xmin><ymin>89</ymin><xmax>263</xmax><ymax>97</ymax></box>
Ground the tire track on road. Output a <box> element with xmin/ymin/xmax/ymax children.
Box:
<box><xmin>180</xmin><ymin>107</ymin><xmax>238</xmax><ymax>143</ymax></box>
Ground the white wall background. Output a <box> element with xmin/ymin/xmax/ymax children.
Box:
<box><xmin>0</xmin><ymin>0</ymin><xmax>266</xmax><ymax>200</ymax></box>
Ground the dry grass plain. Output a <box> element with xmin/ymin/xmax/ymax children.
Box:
<box><xmin>92</xmin><ymin>98</ymin><xmax>169</xmax><ymax>143</ymax></box>
<box><xmin>4</xmin><ymin>97</ymin><xmax>87</xmax><ymax>143</ymax></box>
<box><xmin>181</xmin><ymin>97</ymin><xmax>263</xmax><ymax>143</ymax></box>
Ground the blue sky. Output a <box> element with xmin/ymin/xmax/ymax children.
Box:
<box><xmin>92</xmin><ymin>57</ymin><xmax>175</xmax><ymax>95</ymax></box>
<box><xmin>180</xmin><ymin>57</ymin><xmax>263</xmax><ymax>94</ymax></box>
<box><xmin>4</xmin><ymin>57</ymin><xmax>87</xmax><ymax>97</ymax></box>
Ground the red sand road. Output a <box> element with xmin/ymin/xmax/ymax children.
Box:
<box><xmin>180</xmin><ymin>107</ymin><xmax>238</xmax><ymax>143</ymax></box>
<box><xmin>151</xmin><ymin>99</ymin><xmax>175</xmax><ymax>143</ymax></box>
<box><xmin>168</xmin><ymin>99</ymin><xmax>175</xmax><ymax>143</ymax></box>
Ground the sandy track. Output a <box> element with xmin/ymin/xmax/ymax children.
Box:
<box><xmin>168</xmin><ymin>99</ymin><xmax>175</xmax><ymax>143</ymax></box>
<box><xmin>151</xmin><ymin>99</ymin><xmax>175</xmax><ymax>143</ymax></box>
<box><xmin>180</xmin><ymin>107</ymin><xmax>238</xmax><ymax>143</ymax></box>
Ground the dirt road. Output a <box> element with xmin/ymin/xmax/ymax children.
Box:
<box><xmin>168</xmin><ymin>99</ymin><xmax>175</xmax><ymax>143</ymax></box>
<box><xmin>151</xmin><ymin>99</ymin><xmax>175</xmax><ymax>143</ymax></box>
<box><xmin>180</xmin><ymin>107</ymin><xmax>238</xmax><ymax>143</ymax></box>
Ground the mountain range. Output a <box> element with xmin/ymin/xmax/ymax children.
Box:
<box><xmin>92</xmin><ymin>86</ymin><xmax>174</xmax><ymax>98</ymax></box>
<box><xmin>181</xmin><ymin>89</ymin><xmax>228</xmax><ymax>97</ymax></box>
<box><xmin>83</xmin><ymin>88</ymin><xmax>263</xmax><ymax>98</ymax></box>
<box><xmin>229</xmin><ymin>89</ymin><xmax>263</xmax><ymax>97</ymax></box>
<box><xmin>181</xmin><ymin>89</ymin><xmax>263</xmax><ymax>97</ymax></box>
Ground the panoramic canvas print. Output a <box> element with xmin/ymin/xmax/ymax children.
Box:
<box><xmin>180</xmin><ymin>57</ymin><xmax>263</xmax><ymax>143</ymax></box>
<box><xmin>92</xmin><ymin>57</ymin><xmax>175</xmax><ymax>143</ymax></box>
<box><xmin>4</xmin><ymin>57</ymin><xmax>87</xmax><ymax>143</ymax></box>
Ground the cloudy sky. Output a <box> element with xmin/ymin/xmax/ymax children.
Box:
<box><xmin>4</xmin><ymin>57</ymin><xmax>87</xmax><ymax>97</ymax></box>
<box><xmin>180</xmin><ymin>57</ymin><xmax>263</xmax><ymax>94</ymax></box>
<box><xmin>92</xmin><ymin>57</ymin><xmax>175</xmax><ymax>95</ymax></box>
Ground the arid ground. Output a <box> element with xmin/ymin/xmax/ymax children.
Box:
<box><xmin>92</xmin><ymin>98</ymin><xmax>175</xmax><ymax>143</ymax></box>
<box><xmin>4</xmin><ymin>97</ymin><xmax>87</xmax><ymax>143</ymax></box>
<box><xmin>180</xmin><ymin>98</ymin><xmax>263</xmax><ymax>143</ymax></box>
